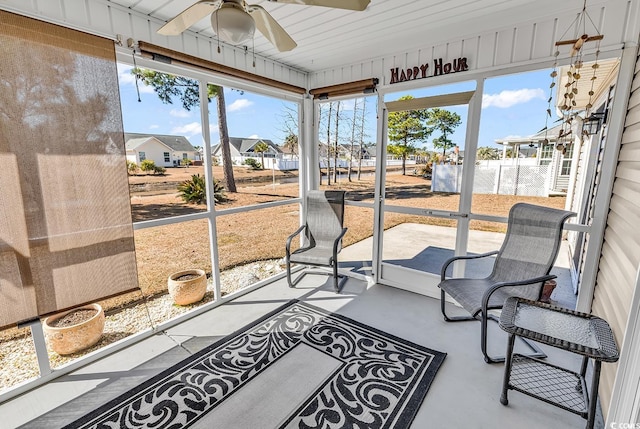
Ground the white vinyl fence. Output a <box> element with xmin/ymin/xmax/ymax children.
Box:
<box><xmin>432</xmin><ymin>164</ymin><xmax>551</xmax><ymax>196</ymax></box>
<box><xmin>238</xmin><ymin>156</ymin><xmax>299</xmax><ymax>171</ymax></box>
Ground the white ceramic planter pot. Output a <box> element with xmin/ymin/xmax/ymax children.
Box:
<box><xmin>42</xmin><ymin>303</ymin><xmax>105</xmax><ymax>355</ymax></box>
<box><xmin>168</xmin><ymin>269</ymin><xmax>207</xmax><ymax>305</ymax></box>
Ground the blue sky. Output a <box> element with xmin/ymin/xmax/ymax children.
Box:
<box><xmin>117</xmin><ymin>63</ymin><xmax>552</xmax><ymax>151</ymax></box>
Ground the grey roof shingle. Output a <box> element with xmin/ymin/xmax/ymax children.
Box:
<box><xmin>216</xmin><ymin>137</ymin><xmax>282</xmax><ymax>154</ymax></box>
<box><xmin>124</xmin><ymin>133</ymin><xmax>196</xmax><ymax>151</ymax></box>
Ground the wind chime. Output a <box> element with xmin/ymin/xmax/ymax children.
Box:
<box><xmin>544</xmin><ymin>0</ymin><xmax>603</xmax><ymax>154</ymax></box>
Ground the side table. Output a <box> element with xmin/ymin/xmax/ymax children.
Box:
<box><xmin>499</xmin><ymin>297</ymin><xmax>619</xmax><ymax>429</ymax></box>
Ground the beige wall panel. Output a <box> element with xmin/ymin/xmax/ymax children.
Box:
<box><xmin>611</xmin><ymin>177</ymin><xmax>640</xmax><ymax>203</ymax></box>
<box><xmin>592</xmin><ymin>49</ymin><xmax>640</xmax><ymax>416</ymax></box>
<box><xmin>614</xmin><ymin>163</ymin><xmax>640</xmax><ymax>182</ymax></box>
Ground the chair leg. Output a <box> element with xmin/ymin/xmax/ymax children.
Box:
<box><xmin>286</xmin><ymin>259</ymin><xmax>307</xmax><ymax>288</ymax></box>
<box><xmin>481</xmin><ymin>312</ymin><xmax>504</xmax><ymax>363</ymax></box>
<box><xmin>332</xmin><ymin>263</ymin><xmax>348</xmax><ymax>293</ymax></box>
<box><xmin>286</xmin><ymin>257</ymin><xmax>294</xmax><ymax>288</ymax></box>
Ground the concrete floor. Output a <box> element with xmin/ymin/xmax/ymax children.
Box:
<box><xmin>1</xmin><ymin>274</ymin><xmax>590</xmax><ymax>428</ymax></box>
<box><xmin>339</xmin><ymin>223</ymin><xmax>577</xmax><ymax>310</ymax></box>
<box><xmin>0</xmin><ymin>223</ymin><xmax>585</xmax><ymax>428</ymax></box>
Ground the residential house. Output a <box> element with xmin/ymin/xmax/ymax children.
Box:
<box><xmin>212</xmin><ymin>137</ymin><xmax>282</xmax><ymax>167</ymax></box>
<box><xmin>125</xmin><ymin>133</ymin><xmax>200</xmax><ymax>167</ymax></box>
<box><xmin>494</xmin><ymin>123</ymin><xmax>575</xmax><ymax>194</ymax></box>
<box><xmin>278</xmin><ymin>143</ymin><xmax>298</xmax><ymax>160</ymax></box>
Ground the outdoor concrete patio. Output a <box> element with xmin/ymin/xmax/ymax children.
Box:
<box><xmin>1</xmin><ymin>271</ymin><xmax>591</xmax><ymax>428</ymax></box>
<box><xmin>339</xmin><ymin>223</ymin><xmax>577</xmax><ymax>310</ymax></box>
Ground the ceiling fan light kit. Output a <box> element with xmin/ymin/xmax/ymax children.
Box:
<box><xmin>158</xmin><ymin>0</ymin><xmax>370</xmax><ymax>52</ymax></box>
<box><xmin>211</xmin><ymin>2</ymin><xmax>255</xmax><ymax>45</ymax></box>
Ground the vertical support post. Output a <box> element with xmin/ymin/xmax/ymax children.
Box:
<box><xmin>21</xmin><ymin>319</ymin><xmax>52</xmax><ymax>377</ymax></box>
<box><xmin>453</xmin><ymin>78</ymin><xmax>483</xmax><ymax>278</ymax></box>
<box><xmin>302</xmin><ymin>96</ymin><xmax>316</xmax><ymax>193</ymax></box>
<box><xmin>199</xmin><ymin>79</ymin><xmax>221</xmax><ymax>301</ymax></box>
<box><xmin>372</xmin><ymin>92</ymin><xmax>386</xmax><ymax>283</ymax></box>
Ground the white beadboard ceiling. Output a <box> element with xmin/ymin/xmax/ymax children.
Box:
<box><xmin>113</xmin><ymin>0</ymin><xmax>593</xmax><ymax>73</ymax></box>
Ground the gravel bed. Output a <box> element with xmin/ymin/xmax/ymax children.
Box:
<box><xmin>0</xmin><ymin>260</ymin><xmax>284</xmax><ymax>393</ymax></box>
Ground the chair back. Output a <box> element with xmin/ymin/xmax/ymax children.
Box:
<box><xmin>491</xmin><ymin>203</ymin><xmax>575</xmax><ymax>298</ymax></box>
<box><xmin>305</xmin><ymin>190</ymin><xmax>346</xmax><ymax>249</ymax></box>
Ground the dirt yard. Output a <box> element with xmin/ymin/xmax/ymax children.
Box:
<box><xmin>123</xmin><ymin>166</ymin><xmax>566</xmax><ymax>307</ymax></box>
<box><xmin>0</xmin><ymin>165</ymin><xmax>566</xmax><ymax>346</ymax></box>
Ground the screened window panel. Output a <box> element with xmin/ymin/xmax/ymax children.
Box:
<box><xmin>0</xmin><ymin>11</ymin><xmax>139</xmax><ymax>329</ymax></box>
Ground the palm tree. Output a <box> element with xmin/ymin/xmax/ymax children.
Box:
<box><xmin>253</xmin><ymin>141</ymin><xmax>269</xmax><ymax>169</ymax></box>
<box><xmin>283</xmin><ymin>133</ymin><xmax>298</xmax><ymax>158</ymax></box>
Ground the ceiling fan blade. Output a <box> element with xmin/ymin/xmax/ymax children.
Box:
<box><xmin>158</xmin><ymin>0</ymin><xmax>221</xmax><ymax>36</ymax></box>
<box><xmin>247</xmin><ymin>5</ymin><xmax>297</xmax><ymax>52</ymax></box>
<box><xmin>266</xmin><ymin>0</ymin><xmax>370</xmax><ymax>11</ymax></box>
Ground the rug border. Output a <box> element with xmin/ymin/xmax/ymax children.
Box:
<box><xmin>63</xmin><ymin>299</ymin><xmax>301</xmax><ymax>429</ymax></box>
<box><xmin>292</xmin><ymin>302</ymin><xmax>447</xmax><ymax>429</ymax></box>
<box><xmin>65</xmin><ymin>299</ymin><xmax>447</xmax><ymax>429</ymax></box>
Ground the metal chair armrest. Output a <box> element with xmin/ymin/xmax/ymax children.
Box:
<box><xmin>481</xmin><ymin>274</ymin><xmax>557</xmax><ymax>311</ymax></box>
<box><xmin>332</xmin><ymin>228</ymin><xmax>348</xmax><ymax>257</ymax></box>
<box><xmin>285</xmin><ymin>225</ymin><xmax>307</xmax><ymax>257</ymax></box>
<box><xmin>440</xmin><ymin>250</ymin><xmax>499</xmax><ymax>281</ymax></box>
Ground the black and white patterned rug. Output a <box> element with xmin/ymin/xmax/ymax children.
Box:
<box><xmin>65</xmin><ymin>300</ymin><xmax>446</xmax><ymax>429</ymax></box>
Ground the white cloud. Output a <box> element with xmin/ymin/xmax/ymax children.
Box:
<box><xmin>171</xmin><ymin>122</ymin><xmax>202</xmax><ymax>136</ymax></box>
<box><xmin>482</xmin><ymin>88</ymin><xmax>545</xmax><ymax>109</ymax></box>
<box><xmin>117</xmin><ymin>64</ymin><xmax>134</xmax><ymax>82</ymax></box>
<box><xmin>117</xmin><ymin>64</ymin><xmax>154</xmax><ymax>93</ymax></box>
<box><xmin>137</xmin><ymin>85</ymin><xmax>156</xmax><ymax>94</ymax></box>
<box><xmin>248</xmin><ymin>134</ymin><xmax>259</xmax><ymax>139</ymax></box>
<box><xmin>227</xmin><ymin>99</ymin><xmax>253</xmax><ymax>112</ymax></box>
<box><xmin>170</xmin><ymin>109</ymin><xmax>190</xmax><ymax>118</ymax></box>
<box><xmin>149</xmin><ymin>124</ymin><xmax>160</xmax><ymax>130</ymax></box>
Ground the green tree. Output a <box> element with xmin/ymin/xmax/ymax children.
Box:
<box><xmin>477</xmin><ymin>146</ymin><xmax>500</xmax><ymax>160</ymax></box>
<box><xmin>253</xmin><ymin>141</ymin><xmax>269</xmax><ymax>170</ymax></box>
<box><xmin>427</xmin><ymin>108</ymin><xmax>461</xmax><ymax>162</ymax></box>
<box><xmin>133</xmin><ymin>68</ymin><xmax>237</xmax><ymax>192</ymax></box>
<box><xmin>387</xmin><ymin>95</ymin><xmax>431</xmax><ymax>175</ymax></box>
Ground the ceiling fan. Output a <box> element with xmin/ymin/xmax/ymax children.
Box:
<box><xmin>157</xmin><ymin>0</ymin><xmax>370</xmax><ymax>52</ymax></box>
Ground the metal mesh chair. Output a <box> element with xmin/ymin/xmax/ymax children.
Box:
<box><xmin>285</xmin><ymin>190</ymin><xmax>348</xmax><ymax>292</ymax></box>
<box><xmin>438</xmin><ymin>203</ymin><xmax>576</xmax><ymax>363</ymax></box>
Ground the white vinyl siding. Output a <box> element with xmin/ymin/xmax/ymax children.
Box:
<box><xmin>592</xmin><ymin>53</ymin><xmax>640</xmax><ymax>416</ymax></box>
